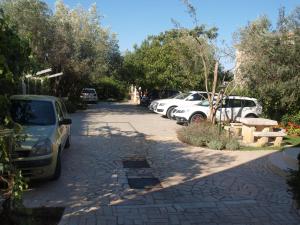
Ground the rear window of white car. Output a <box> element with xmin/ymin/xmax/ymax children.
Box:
<box><xmin>82</xmin><ymin>89</ymin><xmax>96</xmax><ymax>94</ymax></box>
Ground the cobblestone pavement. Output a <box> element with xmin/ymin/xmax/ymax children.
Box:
<box><xmin>23</xmin><ymin>102</ymin><xmax>300</xmax><ymax>225</ymax></box>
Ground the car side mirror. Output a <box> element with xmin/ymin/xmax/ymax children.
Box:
<box><xmin>59</xmin><ymin>118</ymin><xmax>72</xmax><ymax>126</ymax></box>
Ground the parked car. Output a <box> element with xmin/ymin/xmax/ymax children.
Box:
<box><xmin>153</xmin><ymin>91</ymin><xmax>208</xmax><ymax>118</ymax></box>
<box><xmin>174</xmin><ymin>96</ymin><xmax>262</xmax><ymax>124</ymax></box>
<box><xmin>140</xmin><ymin>89</ymin><xmax>180</xmax><ymax>107</ymax></box>
<box><xmin>148</xmin><ymin>92</ymin><xmax>182</xmax><ymax>111</ymax></box>
<box><xmin>10</xmin><ymin>95</ymin><xmax>72</xmax><ymax>180</ymax></box>
<box><xmin>80</xmin><ymin>88</ymin><xmax>98</xmax><ymax>103</ymax></box>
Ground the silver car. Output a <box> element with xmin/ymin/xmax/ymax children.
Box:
<box><xmin>10</xmin><ymin>95</ymin><xmax>72</xmax><ymax>180</ymax></box>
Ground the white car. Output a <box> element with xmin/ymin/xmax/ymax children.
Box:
<box><xmin>80</xmin><ymin>88</ymin><xmax>98</xmax><ymax>103</ymax></box>
<box><xmin>153</xmin><ymin>91</ymin><xmax>208</xmax><ymax>119</ymax></box>
<box><xmin>148</xmin><ymin>92</ymin><xmax>182</xmax><ymax>111</ymax></box>
<box><xmin>174</xmin><ymin>96</ymin><xmax>262</xmax><ymax>124</ymax></box>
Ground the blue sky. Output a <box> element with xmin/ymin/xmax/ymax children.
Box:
<box><xmin>44</xmin><ymin>0</ymin><xmax>299</xmax><ymax>68</ymax></box>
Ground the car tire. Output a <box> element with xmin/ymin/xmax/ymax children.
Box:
<box><xmin>51</xmin><ymin>150</ymin><xmax>61</xmax><ymax>180</ymax></box>
<box><xmin>65</xmin><ymin>135</ymin><xmax>71</xmax><ymax>149</ymax></box>
<box><xmin>166</xmin><ymin>106</ymin><xmax>176</xmax><ymax>119</ymax></box>
<box><xmin>189</xmin><ymin>113</ymin><xmax>206</xmax><ymax>124</ymax></box>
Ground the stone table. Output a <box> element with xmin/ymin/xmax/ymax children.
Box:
<box><xmin>239</xmin><ymin>118</ymin><xmax>278</xmax><ymax>144</ymax></box>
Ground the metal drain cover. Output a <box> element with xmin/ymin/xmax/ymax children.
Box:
<box><xmin>123</xmin><ymin>159</ymin><xmax>150</xmax><ymax>168</ymax></box>
<box><xmin>128</xmin><ymin>178</ymin><xmax>161</xmax><ymax>189</ymax></box>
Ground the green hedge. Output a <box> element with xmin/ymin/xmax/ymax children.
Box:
<box><xmin>94</xmin><ymin>77</ymin><xmax>128</xmax><ymax>100</ymax></box>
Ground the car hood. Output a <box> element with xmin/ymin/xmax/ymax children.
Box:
<box><xmin>19</xmin><ymin>125</ymin><xmax>56</xmax><ymax>149</ymax></box>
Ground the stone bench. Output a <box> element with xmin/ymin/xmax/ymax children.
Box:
<box><xmin>253</xmin><ymin>131</ymin><xmax>286</xmax><ymax>147</ymax></box>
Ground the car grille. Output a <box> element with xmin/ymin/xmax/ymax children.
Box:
<box><xmin>11</xmin><ymin>150</ymin><xmax>31</xmax><ymax>159</ymax></box>
<box><xmin>14</xmin><ymin>158</ymin><xmax>52</xmax><ymax>168</ymax></box>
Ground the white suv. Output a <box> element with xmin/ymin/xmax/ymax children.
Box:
<box><xmin>80</xmin><ymin>88</ymin><xmax>98</xmax><ymax>103</ymax></box>
<box><xmin>174</xmin><ymin>96</ymin><xmax>262</xmax><ymax>124</ymax></box>
<box><xmin>153</xmin><ymin>91</ymin><xmax>208</xmax><ymax>119</ymax></box>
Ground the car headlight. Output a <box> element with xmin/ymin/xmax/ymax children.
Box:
<box><xmin>31</xmin><ymin>139</ymin><xmax>52</xmax><ymax>156</ymax></box>
<box><xmin>159</xmin><ymin>103</ymin><xmax>166</xmax><ymax>106</ymax></box>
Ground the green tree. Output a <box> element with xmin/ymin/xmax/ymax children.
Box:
<box><xmin>0</xmin><ymin>8</ymin><xmax>30</xmax><ymax>97</ymax></box>
<box><xmin>1</xmin><ymin>0</ymin><xmax>123</xmax><ymax>100</ymax></box>
<box><xmin>234</xmin><ymin>7</ymin><xmax>300</xmax><ymax>120</ymax></box>
<box><xmin>122</xmin><ymin>28</ymin><xmax>213</xmax><ymax>92</ymax></box>
<box><xmin>0</xmin><ymin>8</ymin><xmax>29</xmax><ymax>216</ymax></box>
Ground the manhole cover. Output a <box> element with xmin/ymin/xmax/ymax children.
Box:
<box><xmin>123</xmin><ymin>159</ymin><xmax>150</xmax><ymax>168</ymax></box>
<box><xmin>127</xmin><ymin>178</ymin><xmax>161</xmax><ymax>189</ymax></box>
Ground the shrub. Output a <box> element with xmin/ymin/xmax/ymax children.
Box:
<box><xmin>207</xmin><ymin>139</ymin><xmax>225</xmax><ymax>150</ymax></box>
<box><xmin>225</xmin><ymin>139</ymin><xmax>240</xmax><ymax>150</ymax></box>
<box><xmin>281</xmin><ymin>112</ymin><xmax>300</xmax><ymax>136</ymax></box>
<box><xmin>177</xmin><ymin>122</ymin><xmax>240</xmax><ymax>150</ymax></box>
<box><xmin>281</xmin><ymin>112</ymin><xmax>300</xmax><ymax>126</ymax></box>
<box><xmin>94</xmin><ymin>77</ymin><xmax>128</xmax><ymax>100</ymax></box>
<box><xmin>177</xmin><ymin>122</ymin><xmax>220</xmax><ymax>147</ymax></box>
<box><xmin>63</xmin><ymin>100</ymin><xmax>77</xmax><ymax>113</ymax></box>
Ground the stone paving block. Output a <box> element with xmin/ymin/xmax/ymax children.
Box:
<box><xmin>22</xmin><ymin>103</ymin><xmax>300</xmax><ymax>225</ymax></box>
<box><xmin>168</xmin><ymin>215</ymin><xmax>180</xmax><ymax>225</ymax></box>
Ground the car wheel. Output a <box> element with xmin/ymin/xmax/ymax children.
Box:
<box><xmin>166</xmin><ymin>106</ymin><xmax>176</xmax><ymax>119</ymax></box>
<box><xmin>65</xmin><ymin>135</ymin><xmax>71</xmax><ymax>149</ymax></box>
<box><xmin>245</xmin><ymin>114</ymin><xmax>258</xmax><ymax>118</ymax></box>
<box><xmin>189</xmin><ymin>113</ymin><xmax>206</xmax><ymax>124</ymax></box>
<box><xmin>51</xmin><ymin>151</ymin><xmax>61</xmax><ymax>180</ymax></box>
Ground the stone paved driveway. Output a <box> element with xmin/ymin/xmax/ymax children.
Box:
<box><xmin>23</xmin><ymin>102</ymin><xmax>300</xmax><ymax>225</ymax></box>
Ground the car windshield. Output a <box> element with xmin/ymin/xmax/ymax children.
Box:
<box><xmin>82</xmin><ymin>89</ymin><xmax>95</xmax><ymax>94</ymax></box>
<box><xmin>168</xmin><ymin>93</ymin><xmax>181</xmax><ymax>99</ymax></box>
<box><xmin>10</xmin><ymin>100</ymin><xmax>56</xmax><ymax>126</ymax></box>
<box><xmin>174</xmin><ymin>93</ymin><xmax>191</xmax><ymax>100</ymax></box>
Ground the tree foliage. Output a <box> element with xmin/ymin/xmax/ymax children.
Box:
<box><xmin>0</xmin><ymin>9</ymin><xmax>30</xmax><ymax>96</ymax></box>
<box><xmin>122</xmin><ymin>28</ymin><xmax>217</xmax><ymax>91</ymax></box>
<box><xmin>1</xmin><ymin>0</ymin><xmax>122</xmax><ymax>99</ymax></box>
<box><xmin>235</xmin><ymin>7</ymin><xmax>300</xmax><ymax>120</ymax></box>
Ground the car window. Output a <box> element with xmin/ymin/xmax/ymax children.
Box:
<box><xmin>224</xmin><ymin>99</ymin><xmax>242</xmax><ymax>108</ymax></box>
<box><xmin>11</xmin><ymin>100</ymin><xmax>55</xmax><ymax>126</ymax></box>
<box><xmin>189</xmin><ymin>93</ymin><xmax>203</xmax><ymax>101</ymax></box>
<box><xmin>174</xmin><ymin>93</ymin><xmax>190</xmax><ymax>99</ymax></box>
<box><xmin>200</xmin><ymin>93</ymin><xmax>208</xmax><ymax>99</ymax></box>
<box><xmin>55</xmin><ymin>102</ymin><xmax>64</xmax><ymax>121</ymax></box>
<box><xmin>243</xmin><ymin>100</ymin><xmax>256</xmax><ymax>107</ymax></box>
<box><xmin>198</xmin><ymin>100</ymin><xmax>210</xmax><ymax>106</ymax></box>
<box><xmin>231</xmin><ymin>99</ymin><xmax>242</xmax><ymax>108</ymax></box>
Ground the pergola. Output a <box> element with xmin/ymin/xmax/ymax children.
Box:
<box><xmin>22</xmin><ymin>68</ymin><xmax>63</xmax><ymax>94</ymax></box>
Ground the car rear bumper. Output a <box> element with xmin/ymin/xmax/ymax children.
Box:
<box><xmin>80</xmin><ymin>96</ymin><xmax>98</xmax><ymax>102</ymax></box>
